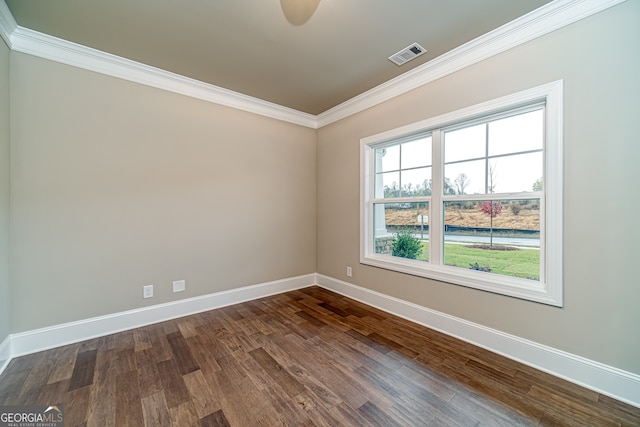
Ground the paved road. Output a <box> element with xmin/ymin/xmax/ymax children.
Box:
<box><xmin>381</xmin><ymin>232</ymin><xmax>540</xmax><ymax>248</ymax></box>
<box><xmin>443</xmin><ymin>234</ymin><xmax>539</xmax><ymax>248</ymax></box>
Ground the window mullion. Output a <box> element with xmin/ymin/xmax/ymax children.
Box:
<box><xmin>485</xmin><ymin>123</ymin><xmax>490</xmax><ymax>194</ymax></box>
<box><xmin>368</xmin><ymin>145</ymin><xmax>378</xmax><ymax>257</ymax></box>
<box><xmin>430</xmin><ymin>130</ymin><xmax>443</xmax><ymax>266</ymax></box>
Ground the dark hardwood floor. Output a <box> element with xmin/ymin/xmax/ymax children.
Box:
<box><xmin>0</xmin><ymin>286</ymin><xmax>638</xmax><ymax>426</ymax></box>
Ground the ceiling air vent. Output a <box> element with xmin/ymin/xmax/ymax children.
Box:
<box><xmin>388</xmin><ymin>42</ymin><xmax>427</xmax><ymax>66</ymax></box>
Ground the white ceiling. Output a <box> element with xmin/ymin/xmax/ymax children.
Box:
<box><xmin>4</xmin><ymin>0</ymin><xmax>552</xmax><ymax>115</ymax></box>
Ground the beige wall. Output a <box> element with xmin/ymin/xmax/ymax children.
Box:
<box><xmin>0</xmin><ymin>39</ymin><xmax>10</xmax><ymax>345</ymax></box>
<box><xmin>317</xmin><ymin>1</ymin><xmax>640</xmax><ymax>374</ymax></box>
<box><xmin>9</xmin><ymin>53</ymin><xmax>317</xmax><ymax>332</ymax></box>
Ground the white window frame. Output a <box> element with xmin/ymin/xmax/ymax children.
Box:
<box><xmin>360</xmin><ymin>81</ymin><xmax>563</xmax><ymax>306</ymax></box>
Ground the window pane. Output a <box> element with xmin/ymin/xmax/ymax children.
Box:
<box><xmin>489</xmin><ymin>109</ymin><xmax>543</xmax><ymax>157</ymax></box>
<box><xmin>402</xmin><ymin>136</ymin><xmax>432</xmax><ymax>169</ymax></box>
<box><xmin>488</xmin><ymin>152</ymin><xmax>543</xmax><ymax>194</ymax></box>
<box><xmin>444</xmin><ymin>160</ymin><xmax>485</xmax><ymax>195</ymax></box>
<box><xmin>444</xmin><ymin>123</ymin><xmax>486</xmax><ymax>163</ymax></box>
<box><xmin>401</xmin><ymin>167</ymin><xmax>431</xmax><ymax>197</ymax></box>
<box><xmin>374</xmin><ymin>202</ymin><xmax>429</xmax><ymax>261</ymax></box>
<box><xmin>376</xmin><ymin>145</ymin><xmax>399</xmax><ymax>172</ymax></box>
<box><xmin>443</xmin><ymin>199</ymin><xmax>540</xmax><ymax>280</ymax></box>
<box><xmin>375</xmin><ymin>171</ymin><xmax>400</xmax><ymax>198</ymax></box>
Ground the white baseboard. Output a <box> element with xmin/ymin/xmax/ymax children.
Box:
<box><xmin>6</xmin><ymin>273</ymin><xmax>316</xmax><ymax>362</ymax></box>
<box><xmin>2</xmin><ymin>272</ymin><xmax>638</xmax><ymax>410</ymax></box>
<box><xmin>316</xmin><ymin>274</ymin><xmax>640</xmax><ymax>409</ymax></box>
<box><xmin>0</xmin><ymin>336</ymin><xmax>10</xmax><ymax>375</ymax></box>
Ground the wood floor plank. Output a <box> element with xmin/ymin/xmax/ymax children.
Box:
<box><xmin>269</xmin><ymin>331</ymin><xmax>373</xmax><ymax>410</ymax></box>
<box><xmin>527</xmin><ymin>384</ymin><xmax>623</xmax><ymax>427</ymax></box>
<box><xmin>85</xmin><ymin>349</ymin><xmax>116</xmax><ymax>427</ymax></box>
<box><xmin>250</xmin><ymin>334</ymin><xmax>345</xmax><ymax>410</ymax></box>
<box><xmin>291</xmin><ymin>299</ymin><xmax>351</xmax><ymax>332</ymax></box>
<box><xmin>395</xmin><ymin>364</ymin><xmax>458</xmax><ymax>402</ymax></box>
<box><xmin>199</xmin><ymin>409</ymin><xmax>231</xmax><ymax>427</ymax></box>
<box><xmin>596</xmin><ymin>394</ymin><xmax>640</xmax><ymax>427</ymax></box>
<box><xmin>182</xmin><ymin>370</ymin><xmax>221</xmax><ymax>419</ymax></box>
<box><xmin>332</xmin><ymin>328</ymin><xmax>406</xmax><ymax>371</ymax></box>
<box><xmin>165</xmin><ymin>331</ymin><xmax>200</xmax><ymax>375</ymax></box>
<box><xmin>36</xmin><ymin>379</ymin><xmax>68</xmax><ymax>407</ymax></box>
<box><xmin>68</xmin><ymin>349</ymin><xmax>98</xmax><ymax>392</ymax></box>
<box><xmin>0</xmin><ymin>369</ymin><xmax>30</xmax><ymax>405</ymax></box>
<box><xmin>328</xmin><ymin>401</ymin><xmax>376</xmax><ymax>427</ymax></box>
<box><xmin>115</xmin><ymin>348</ymin><xmax>137</xmax><ymax>376</ymax></box>
<box><xmin>236</xmin><ymin>353</ymin><xmax>277</xmax><ymax>393</ymax></box>
<box><xmin>290</xmin><ymin>388</ymin><xmax>345</xmax><ymax>426</ymax></box>
<box><xmin>284</xmin><ymin>319</ymin><xmax>321</xmax><ymax>340</ymax></box>
<box><xmin>114</xmin><ymin>329</ymin><xmax>135</xmax><ymax>351</ymax></box>
<box><xmin>156</xmin><ymin>359</ymin><xmax>191</xmax><ymax>409</ymax></box>
<box><xmin>161</xmin><ymin>319</ymin><xmax>180</xmax><ymax>336</ymax></box>
<box><xmin>168</xmin><ymin>401</ymin><xmax>201</xmax><ymax>426</ymax></box>
<box><xmin>133</xmin><ymin>328</ymin><xmax>153</xmax><ymax>352</ymax></box>
<box><xmin>465</xmin><ymin>376</ymin><xmax>546</xmax><ymax>422</ymax></box>
<box><xmin>210</xmin><ymin>370</ymin><xmax>277</xmax><ymax>426</ymax></box>
<box><xmin>64</xmin><ymin>385</ymin><xmax>91</xmax><ymax>427</ymax></box>
<box><xmin>358</xmin><ymin>400</ymin><xmax>405</xmax><ymax>427</ymax></box>
<box><xmin>248</xmin><ymin>347</ymin><xmax>306</xmax><ymax>398</ymax></box>
<box><xmin>140</xmin><ymin>391</ymin><xmax>171</xmax><ymax>427</ymax></box>
<box><xmin>176</xmin><ymin>318</ymin><xmax>200</xmax><ymax>339</ymax></box>
<box><xmin>263</xmin><ymin>384</ymin><xmax>316</xmax><ymax>426</ymax></box>
<box><xmin>447</xmin><ymin>392</ymin><xmax>537</xmax><ymax>427</ymax></box>
<box><xmin>295</xmin><ymin>308</ymin><xmax>328</xmax><ymax>328</ymax></box>
<box><xmin>148</xmin><ymin>328</ymin><xmax>174</xmax><ymax>364</ymax></box>
<box><xmin>47</xmin><ymin>344</ymin><xmax>80</xmax><ymax>384</ymax></box>
<box><xmin>358</xmin><ymin>363</ymin><xmax>479</xmax><ymax>427</ymax></box>
<box><xmin>345</xmin><ymin>328</ymin><xmax>393</xmax><ymax>355</ymax></box>
<box><xmin>367</xmin><ymin>331</ymin><xmax>420</xmax><ymax>358</ymax></box>
<box><xmin>1</xmin><ymin>353</ymin><xmax>38</xmax><ymax>375</ymax></box>
<box><xmin>210</xmin><ymin>327</ymin><xmax>255</xmax><ymax>362</ymax></box>
<box><xmin>318</xmin><ymin>301</ymin><xmax>350</xmax><ymax>317</ymax></box>
<box><xmin>15</xmin><ymin>349</ymin><xmax>57</xmax><ymax>404</ymax></box>
<box><xmin>135</xmin><ymin>348</ymin><xmax>164</xmax><ymax>398</ymax></box>
<box><xmin>387</xmin><ymin>402</ymin><xmax>434</xmax><ymax>427</ymax></box>
<box><xmin>185</xmin><ymin>334</ymin><xmax>222</xmax><ymax>376</ymax></box>
<box><xmin>1</xmin><ymin>286</ymin><xmax>638</xmax><ymax>426</ymax></box>
<box><xmin>115</xmin><ymin>371</ymin><xmax>144</xmax><ymax>427</ymax></box>
<box><xmin>516</xmin><ymin>364</ymin><xmax>600</xmax><ymax>403</ymax></box>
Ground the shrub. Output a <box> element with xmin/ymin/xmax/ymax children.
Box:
<box><xmin>510</xmin><ymin>202</ymin><xmax>521</xmax><ymax>215</ymax></box>
<box><xmin>391</xmin><ymin>230</ymin><xmax>423</xmax><ymax>259</ymax></box>
<box><xmin>469</xmin><ymin>262</ymin><xmax>492</xmax><ymax>272</ymax></box>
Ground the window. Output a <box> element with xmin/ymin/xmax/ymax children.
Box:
<box><xmin>360</xmin><ymin>81</ymin><xmax>563</xmax><ymax>306</ymax></box>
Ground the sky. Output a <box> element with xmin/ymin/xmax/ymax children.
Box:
<box><xmin>376</xmin><ymin>108</ymin><xmax>544</xmax><ymax>197</ymax></box>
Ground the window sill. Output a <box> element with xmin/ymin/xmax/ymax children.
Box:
<box><xmin>360</xmin><ymin>254</ymin><xmax>562</xmax><ymax>306</ymax></box>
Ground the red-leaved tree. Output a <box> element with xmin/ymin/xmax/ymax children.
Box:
<box><xmin>481</xmin><ymin>201</ymin><xmax>503</xmax><ymax>247</ymax></box>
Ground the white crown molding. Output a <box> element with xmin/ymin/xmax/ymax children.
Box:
<box><xmin>7</xmin><ymin>25</ymin><xmax>318</xmax><ymax>128</ymax></box>
<box><xmin>0</xmin><ymin>0</ymin><xmax>16</xmax><ymax>47</ymax></box>
<box><xmin>316</xmin><ymin>0</ymin><xmax>628</xmax><ymax>127</ymax></box>
<box><xmin>316</xmin><ymin>274</ymin><xmax>640</xmax><ymax>409</ymax></box>
<box><xmin>0</xmin><ymin>0</ymin><xmax>626</xmax><ymax>129</ymax></box>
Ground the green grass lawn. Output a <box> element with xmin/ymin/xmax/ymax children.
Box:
<box><xmin>416</xmin><ymin>242</ymin><xmax>540</xmax><ymax>280</ymax></box>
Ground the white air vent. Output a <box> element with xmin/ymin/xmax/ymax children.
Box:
<box><xmin>388</xmin><ymin>42</ymin><xmax>427</xmax><ymax>66</ymax></box>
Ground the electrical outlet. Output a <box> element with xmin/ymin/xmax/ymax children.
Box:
<box><xmin>172</xmin><ymin>279</ymin><xmax>186</xmax><ymax>293</ymax></box>
<box><xmin>143</xmin><ymin>284</ymin><xmax>154</xmax><ymax>299</ymax></box>
<box><xmin>346</xmin><ymin>266</ymin><xmax>352</xmax><ymax>277</ymax></box>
